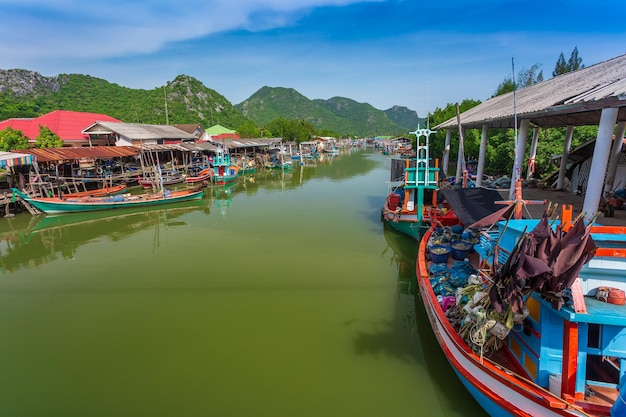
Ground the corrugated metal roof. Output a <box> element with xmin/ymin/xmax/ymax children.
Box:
<box><xmin>222</xmin><ymin>138</ymin><xmax>282</xmax><ymax>148</ymax></box>
<box><xmin>82</xmin><ymin>121</ymin><xmax>197</xmax><ymax>140</ymax></box>
<box><xmin>436</xmin><ymin>54</ymin><xmax>626</xmax><ymax>130</ymax></box>
<box><xmin>15</xmin><ymin>146</ymin><xmax>139</xmax><ymax>162</ymax></box>
<box><xmin>0</xmin><ymin>110</ymin><xmax>121</xmax><ymax>141</ymax></box>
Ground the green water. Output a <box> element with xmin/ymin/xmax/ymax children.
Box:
<box><xmin>0</xmin><ymin>150</ymin><xmax>486</xmax><ymax>417</ymax></box>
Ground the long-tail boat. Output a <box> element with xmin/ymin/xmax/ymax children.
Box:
<box><xmin>12</xmin><ymin>188</ymin><xmax>203</xmax><ymax>214</ymax></box>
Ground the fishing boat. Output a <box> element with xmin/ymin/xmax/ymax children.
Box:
<box><xmin>416</xmin><ymin>187</ymin><xmax>626</xmax><ymax>416</ymax></box>
<box><xmin>211</xmin><ymin>147</ymin><xmax>239</xmax><ymax>185</ymax></box>
<box><xmin>62</xmin><ymin>183</ymin><xmax>128</xmax><ymax>198</ymax></box>
<box><xmin>381</xmin><ymin>126</ymin><xmax>442</xmax><ymax>240</ymax></box>
<box><xmin>235</xmin><ymin>155</ymin><xmax>257</xmax><ymax>175</ymax></box>
<box><xmin>12</xmin><ymin>188</ymin><xmax>204</xmax><ymax>214</ymax></box>
<box><xmin>138</xmin><ymin>171</ymin><xmax>185</xmax><ymax>189</ymax></box>
<box><xmin>185</xmin><ymin>168</ymin><xmax>212</xmax><ymax>185</ymax></box>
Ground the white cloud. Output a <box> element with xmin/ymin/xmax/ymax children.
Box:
<box><xmin>0</xmin><ymin>0</ymin><xmax>380</xmax><ymax>59</ymax></box>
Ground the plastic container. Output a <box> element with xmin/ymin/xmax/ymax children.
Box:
<box><xmin>451</xmin><ymin>241</ymin><xmax>472</xmax><ymax>260</ymax></box>
<box><xmin>429</xmin><ymin>245</ymin><xmax>450</xmax><ymax>264</ymax></box>
<box><xmin>549</xmin><ymin>374</ymin><xmax>561</xmax><ymax>396</ymax></box>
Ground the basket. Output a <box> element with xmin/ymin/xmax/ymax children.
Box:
<box><xmin>429</xmin><ymin>245</ymin><xmax>451</xmax><ymax>264</ymax></box>
<box><xmin>450</xmin><ymin>241</ymin><xmax>472</xmax><ymax>260</ymax></box>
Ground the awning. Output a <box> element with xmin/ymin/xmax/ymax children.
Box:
<box><xmin>439</xmin><ymin>188</ymin><xmax>505</xmax><ymax>226</ymax></box>
<box><xmin>0</xmin><ymin>151</ymin><xmax>34</xmax><ymax>168</ymax></box>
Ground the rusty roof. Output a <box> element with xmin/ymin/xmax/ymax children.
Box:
<box><xmin>15</xmin><ymin>146</ymin><xmax>139</xmax><ymax>162</ymax></box>
<box><xmin>436</xmin><ymin>53</ymin><xmax>626</xmax><ymax>130</ymax></box>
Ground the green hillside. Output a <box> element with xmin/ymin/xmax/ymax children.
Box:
<box><xmin>0</xmin><ymin>71</ymin><xmax>249</xmax><ymax>128</ymax></box>
<box><xmin>384</xmin><ymin>105</ymin><xmax>425</xmax><ymax>131</ymax></box>
<box><xmin>1</xmin><ymin>69</ymin><xmax>419</xmax><ymax>137</ymax></box>
<box><xmin>236</xmin><ymin>87</ymin><xmax>408</xmax><ymax>136</ymax></box>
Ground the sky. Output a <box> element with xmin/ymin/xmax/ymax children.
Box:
<box><xmin>1</xmin><ymin>0</ymin><xmax>625</xmax><ymax>118</ymax></box>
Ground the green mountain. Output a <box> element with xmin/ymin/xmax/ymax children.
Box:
<box><xmin>0</xmin><ymin>71</ymin><xmax>249</xmax><ymax>128</ymax></box>
<box><xmin>236</xmin><ymin>86</ymin><xmax>408</xmax><ymax>136</ymax></box>
<box><xmin>1</xmin><ymin>69</ymin><xmax>419</xmax><ymax>136</ymax></box>
<box><xmin>384</xmin><ymin>105</ymin><xmax>425</xmax><ymax>131</ymax></box>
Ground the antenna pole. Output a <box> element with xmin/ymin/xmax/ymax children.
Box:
<box><xmin>510</xmin><ymin>57</ymin><xmax>520</xmax><ymax>200</ymax></box>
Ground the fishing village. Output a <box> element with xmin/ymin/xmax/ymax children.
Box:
<box><xmin>1</xmin><ymin>46</ymin><xmax>626</xmax><ymax>417</ymax></box>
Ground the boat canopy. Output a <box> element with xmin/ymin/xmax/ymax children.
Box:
<box><xmin>439</xmin><ymin>188</ymin><xmax>505</xmax><ymax>226</ymax></box>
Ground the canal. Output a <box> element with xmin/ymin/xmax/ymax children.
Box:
<box><xmin>0</xmin><ymin>149</ymin><xmax>486</xmax><ymax>416</ymax></box>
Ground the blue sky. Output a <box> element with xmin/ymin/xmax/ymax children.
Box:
<box><xmin>1</xmin><ymin>0</ymin><xmax>625</xmax><ymax>118</ymax></box>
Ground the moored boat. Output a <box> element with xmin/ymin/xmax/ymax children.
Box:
<box><xmin>185</xmin><ymin>168</ymin><xmax>212</xmax><ymax>184</ymax></box>
<box><xmin>62</xmin><ymin>183</ymin><xmax>128</xmax><ymax>198</ymax></box>
<box><xmin>211</xmin><ymin>147</ymin><xmax>239</xmax><ymax>185</ymax></box>
<box><xmin>416</xmin><ymin>192</ymin><xmax>626</xmax><ymax>416</ymax></box>
<box><xmin>381</xmin><ymin>126</ymin><xmax>442</xmax><ymax>240</ymax></box>
<box><xmin>12</xmin><ymin>188</ymin><xmax>204</xmax><ymax>214</ymax></box>
<box><xmin>139</xmin><ymin>172</ymin><xmax>185</xmax><ymax>189</ymax></box>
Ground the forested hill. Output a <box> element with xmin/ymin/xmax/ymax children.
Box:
<box><xmin>0</xmin><ymin>69</ymin><xmax>420</xmax><ymax>137</ymax></box>
<box><xmin>236</xmin><ymin>86</ymin><xmax>417</xmax><ymax>136</ymax></box>
<box><xmin>0</xmin><ymin>70</ymin><xmax>248</xmax><ymax>129</ymax></box>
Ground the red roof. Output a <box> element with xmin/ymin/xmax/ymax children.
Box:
<box><xmin>0</xmin><ymin>110</ymin><xmax>121</xmax><ymax>142</ymax></box>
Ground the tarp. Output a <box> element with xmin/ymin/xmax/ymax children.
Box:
<box><xmin>0</xmin><ymin>151</ymin><xmax>34</xmax><ymax>168</ymax></box>
<box><xmin>439</xmin><ymin>188</ymin><xmax>505</xmax><ymax>227</ymax></box>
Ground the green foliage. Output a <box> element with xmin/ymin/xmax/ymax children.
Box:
<box><xmin>553</xmin><ymin>47</ymin><xmax>584</xmax><ymax>76</ymax></box>
<box><xmin>428</xmin><ymin>100</ymin><xmax>482</xmax><ymax>175</ymax></box>
<box><xmin>35</xmin><ymin>125</ymin><xmax>64</xmax><ymax>148</ymax></box>
<box><xmin>493</xmin><ymin>78</ymin><xmax>516</xmax><ymax>97</ymax></box>
<box><xmin>5</xmin><ymin>73</ymin><xmax>250</xmax><ymax>129</ymax></box>
<box><xmin>237</xmin><ymin>86</ymin><xmax>406</xmax><ymax>137</ymax></box>
<box><xmin>0</xmin><ymin>93</ymin><xmax>40</xmax><ymax>120</ymax></box>
<box><xmin>266</xmin><ymin>118</ymin><xmax>316</xmax><ymax>143</ymax></box>
<box><xmin>493</xmin><ymin>64</ymin><xmax>544</xmax><ymax>97</ymax></box>
<box><xmin>568</xmin><ymin>47</ymin><xmax>584</xmax><ymax>72</ymax></box>
<box><xmin>384</xmin><ymin>106</ymin><xmax>424</xmax><ymax>130</ymax></box>
<box><xmin>237</xmin><ymin>120</ymin><xmax>261</xmax><ymax>138</ymax></box>
<box><xmin>0</xmin><ymin>127</ymin><xmax>30</xmax><ymax>151</ymax></box>
<box><xmin>553</xmin><ymin>53</ymin><xmax>569</xmax><ymax>76</ymax></box>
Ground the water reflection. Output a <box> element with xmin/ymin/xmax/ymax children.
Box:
<box><xmin>0</xmin><ymin>200</ymin><xmax>206</xmax><ymax>273</ymax></box>
<box><xmin>349</xmin><ymin>223</ymin><xmax>419</xmax><ymax>362</ymax></box>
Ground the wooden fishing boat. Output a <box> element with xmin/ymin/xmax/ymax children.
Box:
<box><xmin>416</xmin><ymin>190</ymin><xmax>626</xmax><ymax>416</ymax></box>
<box><xmin>62</xmin><ymin>183</ymin><xmax>128</xmax><ymax>198</ymax></box>
<box><xmin>185</xmin><ymin>168</ymin><xmax>212</xmax><ymax>184</ymax></box>
<box><xmin>138</xmin><ymin>172</ymin><xmax>185</xmax><ymax>189</ymax></box>
<box><xmin>12</xmin><ymin>188</ymin><xmax>203</xmax><ymax>214</ymax></box>
<box><xmin>381</xmin><ymin>126</ymin><xmax>441</xmax><ymax>240</ymax></box>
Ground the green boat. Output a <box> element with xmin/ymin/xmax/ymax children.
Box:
<box><xmin>12</xmin><ymin>188</ymin><xmax>204</xmax><ymax>214</ymax></box>
<box><xmin>381</xmin><ymin>126</ymin><xmax>441</xmax><ymax>240</ymax></box>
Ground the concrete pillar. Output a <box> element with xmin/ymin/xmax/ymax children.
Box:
<box><xmin>476</xmin><ymin>124</ymin><xmax>489</xmax><ymax>187</ymax></box>
<box><xmin>582</xmin><ymin>108</ymin><xmax>619</xmax><ymax>221</ymax></box>
<box><xmin>556</xmin><ymin>125</ymin><xmax>574</xmax><ymax>190</ymax></box>
<box><xmin>604</xmin><ymin>121</ymin><xmax>626</xmax><ymax>192</ymax></box>
<box><xmin>526</xmin><ymin>127</ymin><xmax>540</xmax><ymax>180</ymax></box>
<box><xmin>442</xmin><ymin>129</ymin><xmax>451</xmax><ymax>176</ymax></box>
<box><xmin>509</xmin><ymin>119</ymin><xmax>530</xmax><ymax>200</ymax></box>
